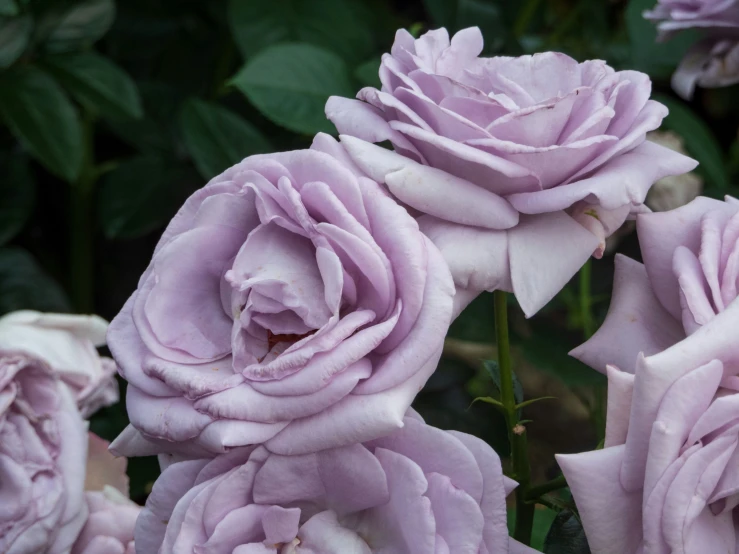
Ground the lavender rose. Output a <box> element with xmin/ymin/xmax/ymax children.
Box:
<box><xmin>136</xmin><ymin>411</ymin><xmax>537</xmax><ymax>554</ymax></box>
<box><xmin>0</xmin><ymin>333</ymin><xmax>89</xmax><ymax>553</ymax></box>
<box><xmin>0</xmin><ymin>311</ymin><xmax>118</xmax><ymax>418</ymax></box>
<box><xmin>645</xmin><ymin>0</ymin><xmax>739</xmax><ymax>99</ymax></box>
<box><xmin>558</xmin><ymin>286</ymin><xmax>739</xmax><ymax>553</ymax></box>
<box><xmin>326</xmin><ymin>26</ymin><xmax>696</xmax><ymax>316</ymax></box>
<box><xmin>571</xmin><ymin>196</ymin><xmax>739</xmax><ymax>373</ymax></box>
<box><xmin>109</xmin><ymin>133</ymin><xmax>454</xmax><ymax>458</ymax></box>
<box><xmin>73</xmin><ymin>435</ymin><xmax>141</xmax><ymax>554</ymax></box>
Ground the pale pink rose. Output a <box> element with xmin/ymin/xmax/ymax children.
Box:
<box><xmin>135</xmin><ymin>411</ymin><xmax>537</xmax><ymax>554</ymax></box>
<box><xmin>108</xmin><ymin>134</ymin><xmax>454</xmax><ymax>458</ymax></box>
<box><xmin>0</xmin><ymin>311</ymin><xmax>118</xmax><ymax>418</ymax></box>
<box><xmin>559</xmin><ymin>298</ymin><xmax>739</xmax><ymax>553</ymax></box>
<box><xmin>326</xmin><ymin>26</ymin><xmax>697</xmax><ymax>316</ymax></box>
<box><xmin>0</xmin><ymin>340</ymin><xmax>89</xmax><ymax>553</ymax></box>
<box><xmin>559</xmin><ymin>198</ymin><xmax>739</xmax><ymax>552</ymax></box>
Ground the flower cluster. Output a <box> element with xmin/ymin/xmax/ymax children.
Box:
<box><xmin>94</xmin><ymin>26</ymin><xmax>697</xmax><ymax>554</ymax></box>
<box><xmin>2</xmin><ymin>24</ymin><xmax>709</xmax><ymax>554</ymax></box>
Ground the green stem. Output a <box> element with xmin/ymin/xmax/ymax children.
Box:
<box><xmin>525</xmin><ymin>475</ymin><xmax>568</xmax><ymax>501</ymax></box>
<box><xmin>494</xmin><ymin>290</ymin><xmax>534</xmax><ymax>545</ymax></box>
<box><xmin>580</xmin><ymin>260</ymin><xmax>606</xmax><ymax>441</ymax></box>
<box><xmin>579</xmin><ymin>260</ymin><xmax>594</xmax><ymax>339</ymax></box>
<box><xmin>69</xmin><ymin>113</ymin><xmax>96</xmax><ymax>313</ymax></box>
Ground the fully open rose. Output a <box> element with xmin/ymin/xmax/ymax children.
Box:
<box><xmin>108</xmin><ymin>133</ymin><xmax>454</xmax><ymax>458</ymax></box>
<box><xmin>326</xmin><ymin>26</ymin><xmax>697</xmax><ymax>316</ymax></box>
<box><xmin>135</xmin><ymin>411</ymin><xmax>537</xmax><ymax>554</ymax></box>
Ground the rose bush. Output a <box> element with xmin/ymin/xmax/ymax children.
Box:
<box><xmin>645</xmin><ymin>0</ymin><xmax>739</xmax><ymax>98</ymax></box>
<box><xmin>559</xmin><ymin>284</ymin><xmax>739</xmax><ymax>553</ymax></box>
<box><xmin>326</xmin><ymin>26</ymin><xmax>696</xmax><ymax>316</ymax></box>
<box><xmin>109</xmin><ymin>133</ymin><xmax>454</xmax><ymax>458</ymax></box>
<box><xmin>571</xmin><ymin>196</ymin><xmax>739</xmax><ymax>373</ymax></box>
<box><xmin>0</xmin><ymin>311</ymin><xmax>118</xmax><ymax>418</ymax></box>
<box><xmin>0</xmin><ymin>332</ymin><xmax>90</xmax><ymax>553</ymax></box>
<box><xmin>136</xmin><ymin>411</ymin><xmax>537</xmax><ymax>554</ymax></box>
<box><xmin>73</xmin><ymin>434</ymin><xmax>140</xmax><ymax>554</ymax></box>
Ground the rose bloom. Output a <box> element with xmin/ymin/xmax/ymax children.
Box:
<box><xmin>645</xmin><ymin>0</ymin><xmax>739</xmax><ymax>99</ymax></box>
<box><xmin>73</xmin><ymin>434</ymin><xmax>141</xmax><ymax>554</ymax></box>
<box><xmin>326</xmin><ymin>26</ymin><xmax>696</xmax><ymax>316</ymax></box>
<box><xmin>109</xmin><ymin>133</ymin><xmax>454</xmax><ymax>458</ymax></box>
<box><xmin>0</xmin><ymin>329</ymin><xmax>90</xmax><ymax>553</ymax></box>
<box><xmin>557</xmin><ymin>197</ymin><xmax>739</xmax><ymax>552</ymax></box>
<box><xmin>559</xmin><ymin>267</ymin><xmax>739</xmax><ymax>552</ymax></box>
<box><xmin>136</xmin><ymin>411</ymin><xmax>537</xmax><ymax>554</ymax></box>
<box><xmin>0</xmin><ymin>311</ymin><xmax>118</xmax><ymax>418</ymax></box>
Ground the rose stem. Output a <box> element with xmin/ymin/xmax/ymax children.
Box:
<box><xmin>494</xmin><ymin>290</ymin><xmax>534</xmax><ymax>545</ymax></box>
<box><xmin>580</xmin><ymin>260</ymin><xmax>606</xmax><ymax>441</ymax></box>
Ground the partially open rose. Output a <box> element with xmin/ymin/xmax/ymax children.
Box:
<box><xmin>560</xmin><ymin>290</ymin><xmax>739</xmax><ymax>553</ymax></box>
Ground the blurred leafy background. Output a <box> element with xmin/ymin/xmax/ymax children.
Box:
<box><xmin>0</xmin><ymin>0</ymin><xmax>737</xmax><ymax>551</ymax></box>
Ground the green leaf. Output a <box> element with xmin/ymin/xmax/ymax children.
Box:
<box><xmin>470</xmin><ymin>396</ymin><xmax>506</xmax><ymax>412</ymax></box>
<box><xmin>231</xmin><ymin>43</ymin><xmax>354</xmax><ymax>135</ymax></box>
<box><xmin>179</xmin><ymin>99</ymin><xmax>272</xmax><ymax>180</ymax></box>
<box><xmin>516</xmin><ymin>396</ymin><xmax>557</xmax><ymax>410</ymax></box>
<box><xmin>653</xmin><ymin>93</ymin><xmax>728</xmax><ymax>188</ymax></box>
<box><xmin>354</xmin><ymin>57</ymin><xmax>381</xmax><ymax>89</ymax></box>
<box><xmin>544</xmin><ymin>510</ymin><xmax>591</xmax><ymax>554</ymax></box>
<box><xmin>626</xmin><ymin>0</ymin><xmax>699</xmax><ymax>79</ymax></box>
<box><xmin>0</xmin><ymin>14</ymin><xmax>32</xmax><ymax>67</ymax></box>
<box><xmin>0</xmin><ymin>0</ymin><xmax>19</xmax><ymax>16</ymax></box>
<box><xmin>43</xmin><ymin>52</ymin><xmax>143</xmax><ymax>120</ymax></box>
<box><xmin>97</xmin><ymin>155</ymin><xmax>184</xmax><ymax>239</ymax></box>
<box><xmin>0</xmin><ymin>248</ymin><xmax>70</xmax><ymax>316</ymax></box>
<box><xmin>105</xmin><ymin>82</ymin><xmax>180</xmax><ymax>154</ymax></box>
<box><xmin>0</xmin><ymin>66</ymin><xmax>82</xmax><ymax>182</ymax></box>
<box><xmin>35</xmin><ymin>0</ymin><xmax>114</xmax><ymax>53</ymax></box>
<box><xmin>228</xmin><ymin>0</ymin><xmax>374</xmax><ymax>64</ymax></box>
<box><xmin>0</xmin><ymin>154</ymin><xmax>35</xmax><ymax>246</ymax></box>
<box><xmin>484</xmin><ymin>359</ymin><xmax>524</xmax><ymax>405</ymax></box>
